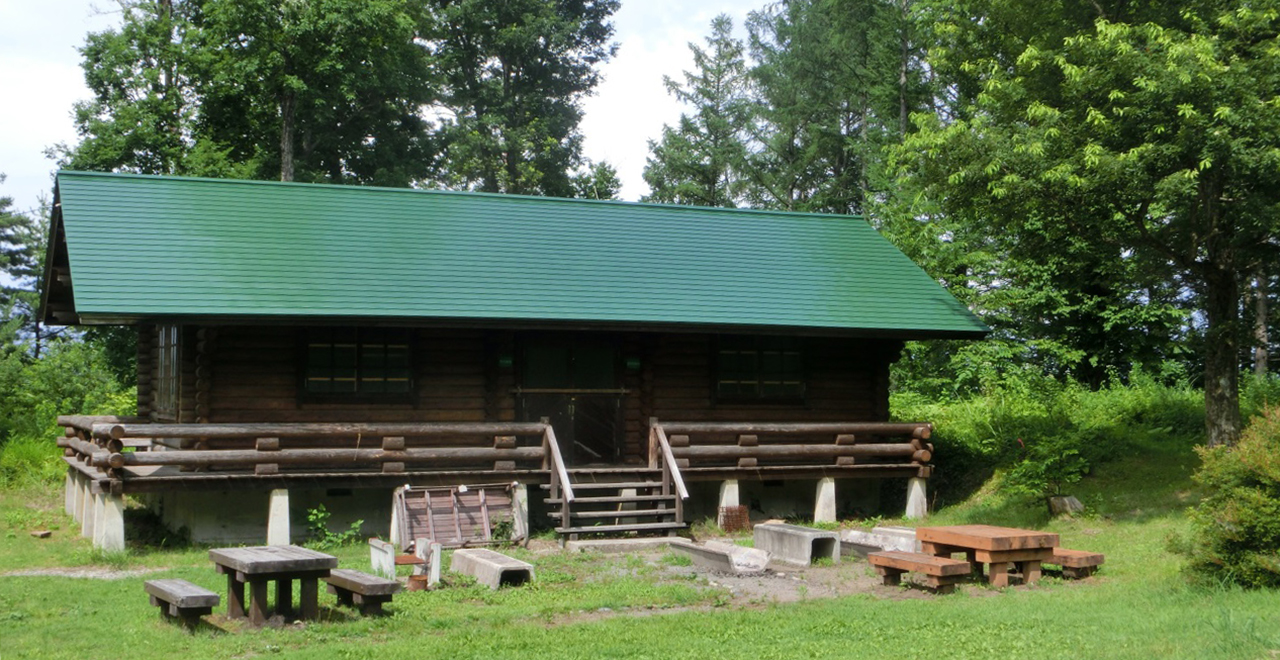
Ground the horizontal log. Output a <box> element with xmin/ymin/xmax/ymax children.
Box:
<box><xmin>57</xmin><ymin>415</ymin><xmax>148</xmax><ymax>433</ymax></box>
<box><xmin>671</xmin><ymin>443</ymin><xmax>919</xmax><ymax>460</ymax></box>
<box><xmin>93</xmin><ymin>421</ymin><xmax>548</xmax><ymax>441</ymax></box>
<box><xmin>98</xmin><ymin>446</ymin><xmax>545</xmax><ymax>469</ymax></box>
<box><xmin>658</xmin><ymin>422</ymin><xmax>931</xmax><ymax>439</ymax></box>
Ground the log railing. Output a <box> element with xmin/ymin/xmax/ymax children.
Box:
<box><xmin>649</xmin><ymin>419</ymin><xmax>933</xmax><ymax>471</ymax></box>
<box><xmin>648</xmin><ymin>421</ymin><xmax>690</xmax><ymax>523</ymax></box>
<box><xmin>58</xmin><ymin>417</ymin><xmax>550</xmax><ymax>477</ymax></box>
<box><xmin>540</xmin><ymin>418</ymin><xmax>575</xmax><ymax>530</ymax></box>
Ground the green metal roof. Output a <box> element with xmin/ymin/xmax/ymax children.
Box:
<box><xmin>47</xmin><ymin>171</ymin><xmax>987</xmax><ymax>337</ymax></box>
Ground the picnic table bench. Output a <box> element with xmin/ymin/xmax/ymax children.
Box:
<box><xmin>325</xmin><ymin>569</ymin><xmax>402</xmax><ymax>615</ymax></box>
<box><xmin>144</xmin><ymin>579</ymin><xmax>219</xmax><ymax>628</ymax></box>
<box><xmin>867</xmin><ymin>551</ymin><xmax>971</xmax><ymax>594</ymax></box>
<box><xmin>1049</xmin><ymin>548</ymin><xmax>1105</xmax><ymax>578</ymax></box>
<box><xmin>209</xmin><ymin>545</ymin><xmax>338</xmax><ymax>626</ymax></box>
<box><xmin>917</xmin><ymin>525</ymin><xmax>1058</xmax><ymax>587</ymax></box>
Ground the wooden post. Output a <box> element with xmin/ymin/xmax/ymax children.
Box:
<box><xmin>493</xmin><ymin>435</ymin><xmax>517</xmax><ymax>471</ymax></box>
<box><xmin>835</xmin><ymin>434</ymin><xmax>856</xmax><ymax>466</ymax></box>
<box><xmin>737</xmin><ymin>434</ymin><xmax>758</xmax><ymax>468</ymax></box>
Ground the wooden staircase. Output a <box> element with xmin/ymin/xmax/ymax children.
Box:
<box><xmin>542</xmin><ymin>468</ymin><xmax>687</xmax><ymax>538</ymax></box>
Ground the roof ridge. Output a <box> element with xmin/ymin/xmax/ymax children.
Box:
<box><xmin>56</xmin><ymin>170</ymin><xmax>866</xmax><ymax>222</ymax></box>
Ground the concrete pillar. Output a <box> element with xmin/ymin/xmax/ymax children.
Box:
<box><xmin>511</xmin><ymin>483</ymin><xmax>529</xmax><ymax>542</ymax></box>
<box><xmin>64</xmin><ymin>471</ymin><xmax>76</xmax><ymax>517</ymax></box>
<box><xmin>718</xmin><ymin>480</ymin><xmax>740</xmax><ymax>508</ymax></box>
<box><xmin>428</xmin><ymin>542</ymin><xmax>442</xmax><ymax>587</ymax></box>
<box><xmin>72</xmin><ymin>474</ymin><xmax>86</xmax><ymax>523</ymax></box>
<box><xmin>95</xmin><ymin>493</ymin><xmax>126</xmax><ymax>552</ymax></box>
<box><xmin>267</xmin><ymin>489</ymin><xmax>291</xmax><ymax>545</ymax></box>
<box><xmin>906</xmin><ymin>478</ymin><xmax>928</xmax><ymax>520</ymax></box>
<box><xmin>84</xmin><ymin>491</ymin><xmax>101</xmax><ymax>540</ymax></box>
<box><xmin>389</xmin><ymin>488</ymin><xmax>403</xmax><ymax>549</ymax></box>
<box><xmin>814</xmin><ymin>477</ymin><xmax>837</xmax><ymax>524</ymax></box>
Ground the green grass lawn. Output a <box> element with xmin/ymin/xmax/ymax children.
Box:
<box><xmin>2</xmin><ymin>438</ymin><xmax>1278</xmax><ymax>660</ymax></box>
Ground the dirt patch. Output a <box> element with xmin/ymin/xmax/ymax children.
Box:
<box><xmin>1</xmin><ymin>566</ymin><xmax>166</xmax><ymax>580</ymax></box>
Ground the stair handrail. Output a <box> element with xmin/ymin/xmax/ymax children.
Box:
<box><xmin>542</xmin><ymin>423</ymin><xmax>575</xmax><ymax>503</ymax></box>
<box><xmin>652</xmin><ymin>424</ymin><xmax>689</xmax><ymax>502</ymax></box>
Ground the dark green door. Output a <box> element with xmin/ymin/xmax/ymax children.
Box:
<box><xmin>519</xmin><ymin>341</ymin><xmax>623</xmax><ymax>466</ymax></box>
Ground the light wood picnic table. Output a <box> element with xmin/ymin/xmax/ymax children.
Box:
<box><xmin>916</xmin><ymin>525</ymin><xmax>1059</xmax><ymax>587</ymax></box>
<box><xmin>209</xmin><ymin>545</ymin><xmax>338</xmax><ymax>625</ymax></box>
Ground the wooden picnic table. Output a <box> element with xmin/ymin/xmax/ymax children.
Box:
<box><xmin>208</xmin><ymin>545</ymin><xmax>338</xmax><ymax>625</ymax></box>
<box><xmin>916</xmin><ymin>525</ymin><xmax>1059</xmax><ymax>587</ymax></box>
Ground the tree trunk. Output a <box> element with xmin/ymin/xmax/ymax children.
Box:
<box><xmin>899</xmin><ymin>0</ymin><xmax>910</xmax><ymax>137</ymax></box>
<box><xmin>1203</xmin><ymin>260</ymin><xmax>1241</xmax><ymax>447</ymax></box>
<box><xmin>280</xmin><ymin>92</ymin><xmax>296</xmax><ymax>182</ymax></box>
<box><xmin>1255</xmin><ymin>268</ymin><xmax>1269</xmax><ymax>376</ymax></box>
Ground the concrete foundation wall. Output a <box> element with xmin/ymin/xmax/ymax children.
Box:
<box><xmin>153</xmin><ymin>488</ymin><xmax>393</xmax><ymax>545</ymax></box>
<box><xmin>684</xmin><ymin>478</ymin><xmax>882</xmax><ymax>523</ymax></box>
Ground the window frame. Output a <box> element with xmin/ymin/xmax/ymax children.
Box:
<box><xmin>712</xmin><ymin>335</ymin><xmax>808</xmax><ymax>405</ymax></box>
<box><xmin>298</xmin><ymin>327</ymin><xmax>416</xmax><ymax>405</ymax></box>
<box><xmin>153</xmin><ymin>324</ymin><xmax>180</xmax><ymax>420</ymax></box>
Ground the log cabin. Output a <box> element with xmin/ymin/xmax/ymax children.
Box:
<box><xmin>43</xmin><ymin>171</ymin><xmax>986</xmax><ymax>550</ymax></box>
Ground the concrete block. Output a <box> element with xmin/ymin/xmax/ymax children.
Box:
<box><xmin>412</xmin><ymin>540</ymin><xmax>443</xmax><ymax>586</ymax></box>
<box><xmin>267</xmin><ymin>489</ymin><xmax>291</xmax><ymax>545</ymax></box>
<box><xmin>841</xmin><ymin>526</ymin><xmax>919</xmax><ymax>557</ymax></box>
<box><xmin>449</xmin><ymin>548</ymin><xmax>534</xmax><ymax>589</ymax></box>
<box><xmin>705</xmin><ymin>541</ymin><xmax>769</xmax><ymax>573</ymax></box>
<box><xmin>906</xmin><ymin>478</ymin><xmax>928</xmax><ymax>520</ymax></box>
<box><xmin>753</xmin><ymin>523</ymin><xmax>840</xmax><ymax>566</ymax></box>
<box><xmin>814</xmin><ymin>477</ymin><xmax>837</xmax><ymax>523</ymax></box>
<box><xmin>95</xmin><ymin>493</ymin><xmax>126</xmax><ymax>552</ymax></box>
<box><xmin>369</xmin><ymin>538</ymin><xmax>396</xmax><ymax>579</ymax></box>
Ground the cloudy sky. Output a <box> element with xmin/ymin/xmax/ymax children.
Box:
<box><xmin>0</xmin><ymin>0</ymin><xmax>762</xmax><ymax>215</ymax></box>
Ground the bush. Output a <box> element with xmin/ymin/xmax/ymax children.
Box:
<box><xmin>0</xmin><ymin>339</ymin><xmax>135</xmax><ymax>489</ymax></box>
<box><xmin>892</xmin><ymin>369</ymin><xmax>1203</xmax><ymax>507</ymax></box>
<box><xmin>1180</xmin><ymin>407</ymin><xmax>1280</xmax><ymax>588</ymax></box>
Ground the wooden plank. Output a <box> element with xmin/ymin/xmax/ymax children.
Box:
<box><xmin>917</xmin><ymin>525</ymin><xmax>1058</xmax><ymax>552</ymax></box>
<box><xmin>867</xmin><ymin>551</ymin><xmax>971</xmax><ymax>577</ymax></box>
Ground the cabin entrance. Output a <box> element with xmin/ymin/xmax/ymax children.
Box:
<box><xmin>517</xmin><ymin>341</ymin><xmax>624</xmax><ymax>466</ymax></box>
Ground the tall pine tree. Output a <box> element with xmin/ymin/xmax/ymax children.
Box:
<box><xmin>642</xmin><ymin>15</ymin><xmax>751</xmax><ymax>207</ymax></box>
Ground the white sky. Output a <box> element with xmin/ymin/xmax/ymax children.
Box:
<box><xmin>0</xmin><ymin>0</ymin><xmax>761</xmax><ymax>214</ymax></box>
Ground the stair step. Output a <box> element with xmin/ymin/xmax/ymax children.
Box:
<box><xmin>567</xmin><ymin>468</ymin><xmax>660</xmax><ymax>475</ymax></box>
<box><xmin>543</xmin><ymin>494</ymin><xmax>675</xmax><ymax>505</ymax></box>
<box><xmin>539</xmin><ymin>481</ymin><xmax>665</xmax><ymax>491</ymax></box>
<box><xmin>552</xmin><ymin>508</ymin><xmax>676</xmax><ymax>520</ymax></box>
<box><xmin>555</xmin><ymin>522</ymin><xmax>688</xmax><ymax>535</ymax></box>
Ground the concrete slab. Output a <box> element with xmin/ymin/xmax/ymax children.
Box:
<box><xmin>565</xmin><ymin>537</ymin><xmax>692</xmax><ymax>554</ymax></box>
<box><xmin>841</xmin><ymin>526</ymin><xmax>920</xmax><ymax>557</ymax></box>
<box><xmin>450</xmin><ymin>548</ymin><xmax>535</xmax><ymax>589</ymax></box>
<box><xmin>753</xmin><ymin>523</ymin><xmax>840</xmax><ymax>566</ymax></box>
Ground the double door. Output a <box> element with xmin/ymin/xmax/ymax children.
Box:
<box><xmin>518</xmin><ymin>341</ymin><xmax>624</xmax><ymax>466</ymax></box>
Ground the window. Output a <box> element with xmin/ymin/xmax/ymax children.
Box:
<box><xmin>305</xmin><ymin>328</ymin><xmax>412</xmax><ymax>396</ymax></box>
<box><xmin>154</xmin><ymin>325</ymin><xmax>179</xmax><ymax>417</ymax></box>
<box><xmin>715</xmin><ymin>336</ymin><xmax>805</xmax><ymax>401</ymax></box>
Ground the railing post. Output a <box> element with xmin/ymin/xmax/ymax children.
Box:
<box><xmin>648</xmin><ymin>417</ymin><xmax>659</xmax><ymax>469</ymax></box>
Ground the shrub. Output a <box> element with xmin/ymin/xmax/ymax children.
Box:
<box><xmin>305</xmin><ymin>504</ymin><xmax>364</xmax><ymax>549</ymax></box>
<box><xmin>1180</xmin><ymin>407</ymin><xmax>1280</xmax><ymax>588</ymax></box>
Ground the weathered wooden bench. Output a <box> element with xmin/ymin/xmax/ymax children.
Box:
<box><xmin>325</xmin><ymin>569</ymin><xmax>402</xmax><ymax>615</ymax></box>
<box><xmin>868</xmin><ymin>551</ymin><xmax>971</xmax><ymax>594</ymax></box>
<box><xmin>1048</xmin><ymin>548</ymin><xmax>1105</xmax><ymax>578</ymax></box>
<box><xmin>144</xmin><ymin>579</ymin><xmax>220</xmax><ymax>628</ymax></box>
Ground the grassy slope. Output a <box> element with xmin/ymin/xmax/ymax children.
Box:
<box><xmin>2</xmin><ymin>438</ymin><xmax>1278</xmax><ymax>660</ymax></box>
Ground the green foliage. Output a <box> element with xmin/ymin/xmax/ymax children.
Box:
<box><xmin>304</xmin><ymin>504</ymin><xmax>364</xmax><ymax>550</ymax></box>
<box><xmin>1181</xmin><ymin>407</ymin><xmax>1280</xmax><ymax>588</ymax></box>
<box><xmin>426</xmin><ymin>0</ymin><xmax>619</xmax><ymax>196</ymax></box>
<box><xmin>643</xmin><ymin>14</ymin><xmax>751</xmax><ymax>207</ymax></box>
<box><xmin>0</xmin><ymin>340</ymin><xmax>135</xmax><ymax>489</ymax></box>
<box><xmin>893</xmin><ymin>371</ymin><xmax>1205</xmax><ymax>507</ymax></box>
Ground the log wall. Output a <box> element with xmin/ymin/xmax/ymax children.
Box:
<box><xmin>189</xmin><ymin>326</ymin><xmax>901</xmax><ymax>463</ymax></box>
